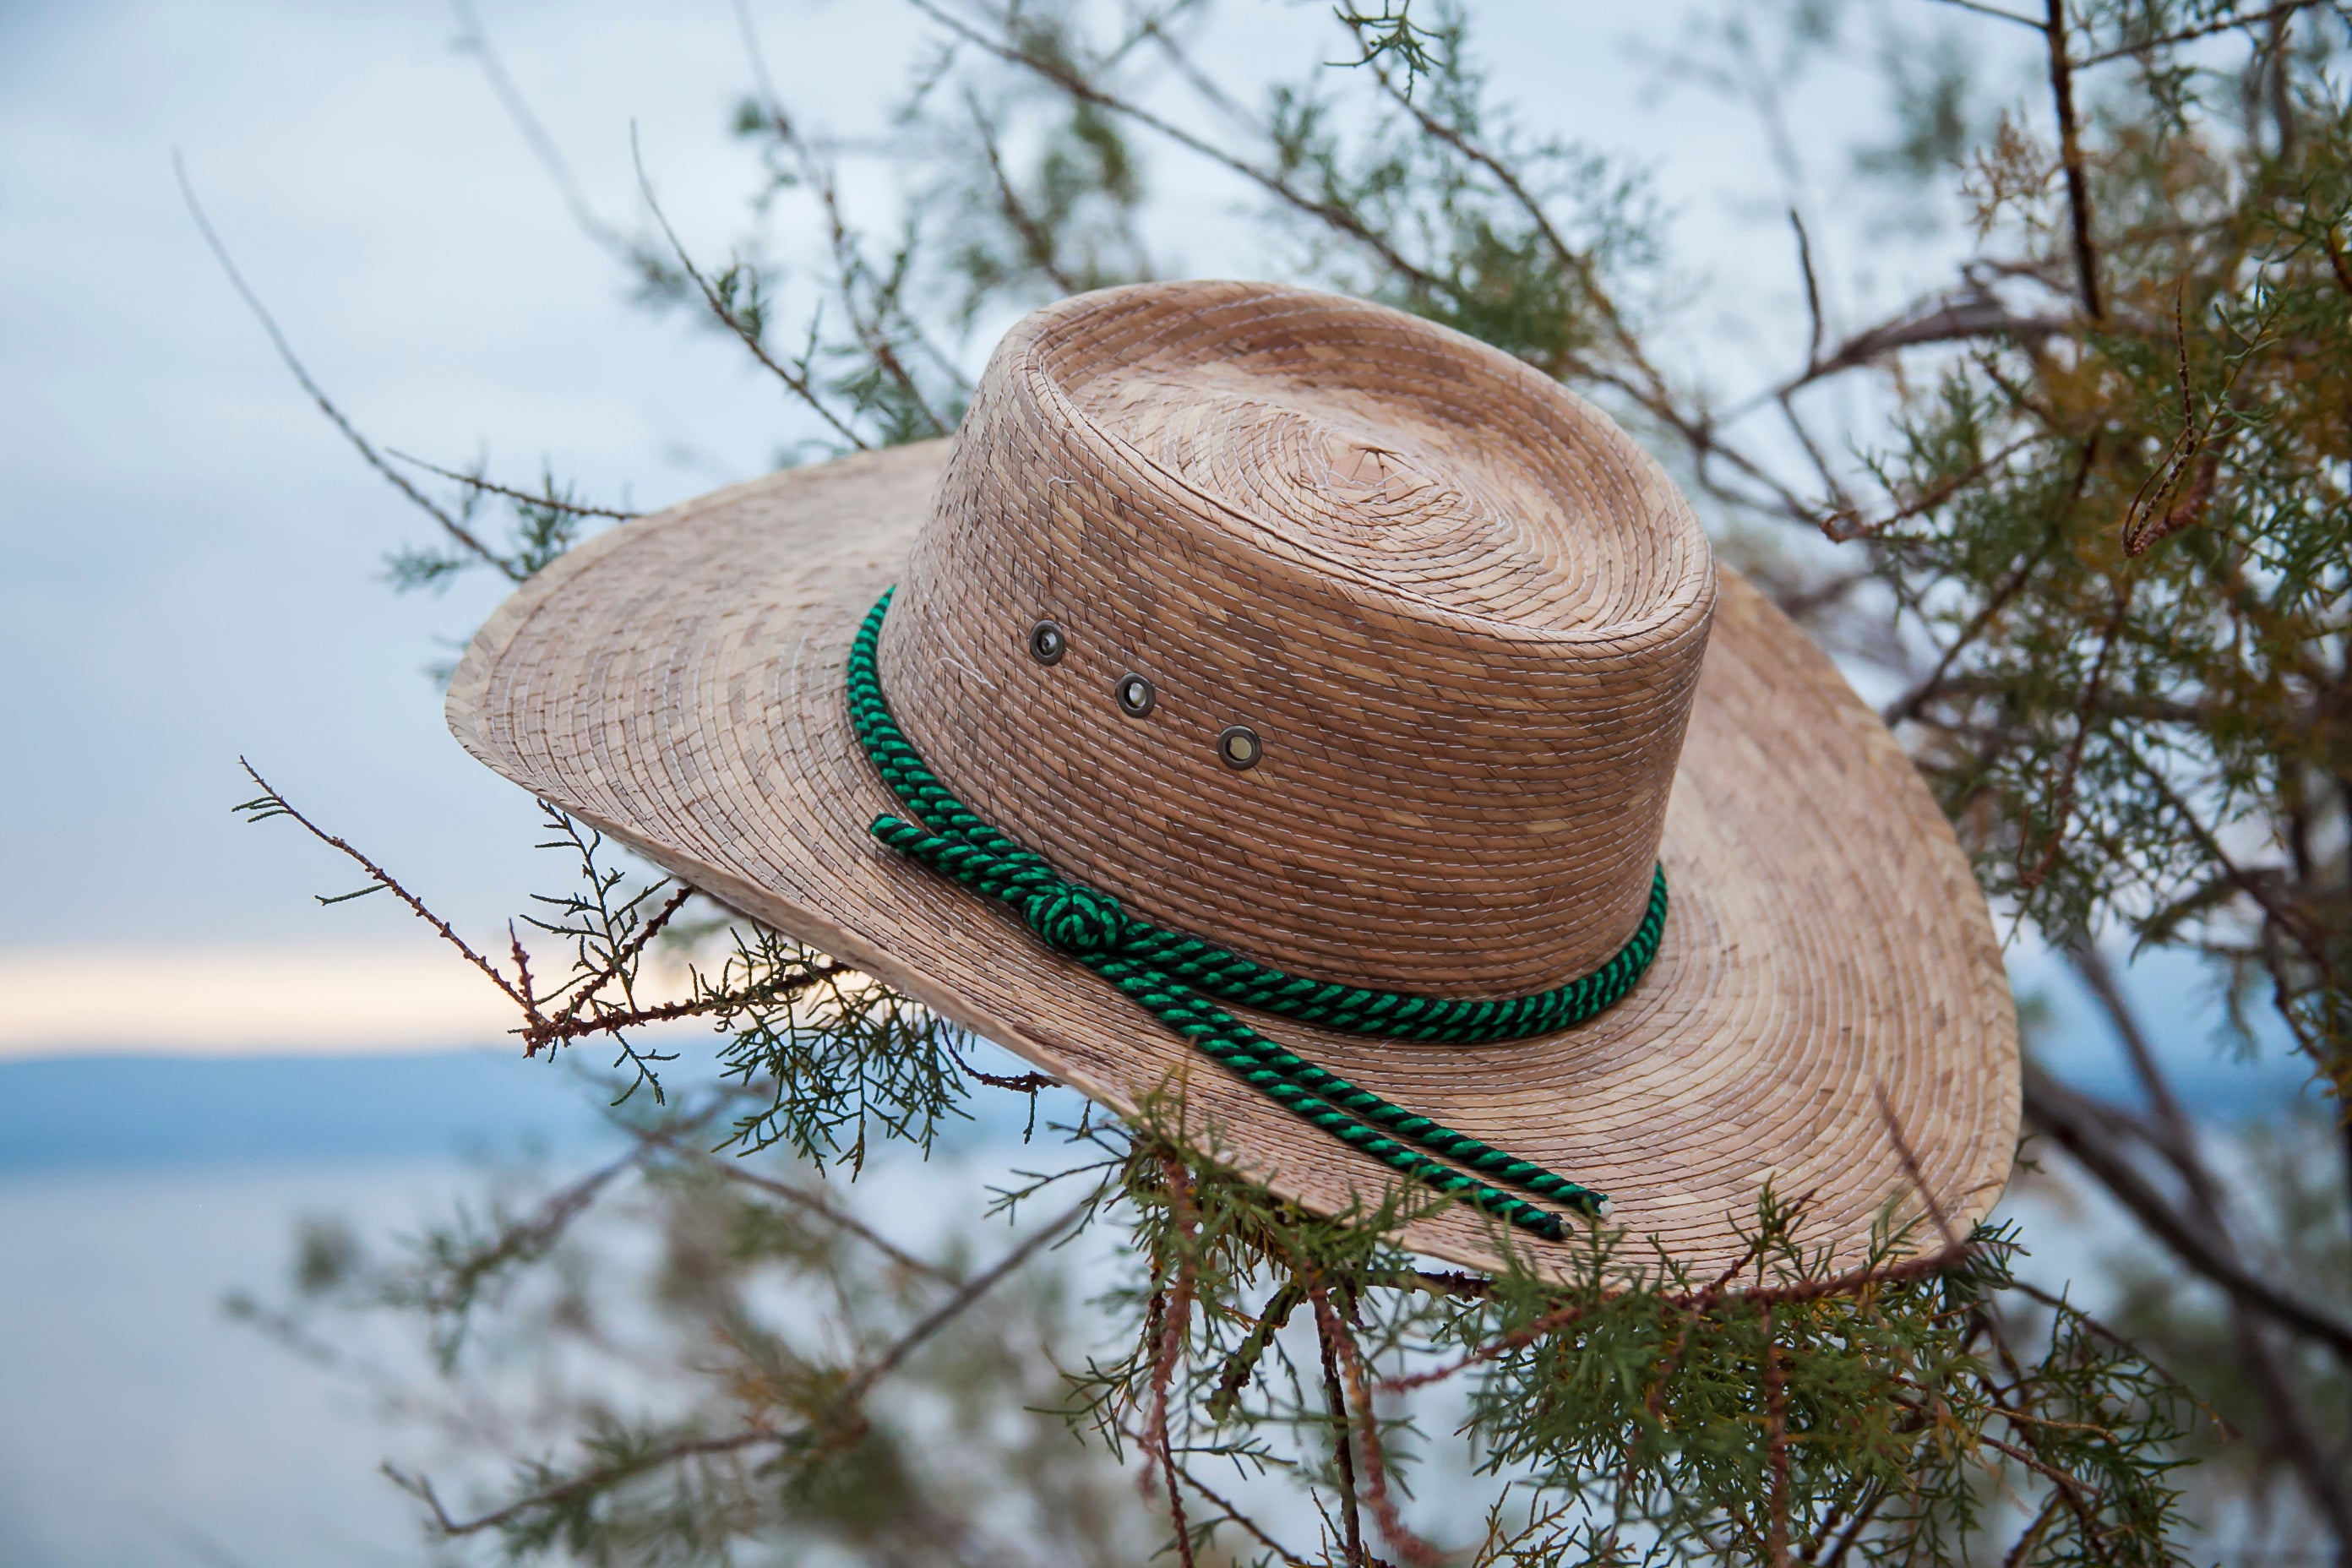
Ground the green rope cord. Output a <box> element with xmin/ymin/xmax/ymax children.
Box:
<box><xmin>848</xmin><ymin>588</ymin><xmax>1664</xmax><ymax>1241</ymax></box>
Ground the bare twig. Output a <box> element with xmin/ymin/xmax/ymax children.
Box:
<box><xmin>1762</xmin><ymin>1304</ymin><xmax>1792</xmax><ymax>1568</ymax></box>
<box><xmin>1315</xmin><ymin>1285</ymin><xmax>1442</xmax><ymax>1568</ymax></box>
<box><xmin>1791</xmin><ymin>209</ymin><xmax>1827</xmax><ymax>371</ymax></box>
<box><xmin>2061</xmin><ymin>938</ymin><xmax>2204</xmax><ymax>1175</ymax></box>
<box><xmin>736</xmin><ymin>0</ymin><xmax>956</xmax><ymax>437</ymax></box>
<box><xmin>526</xmin><ymin>991</ymin><xmax>734</xmax><ymax>1047</ymax></box>
<box><xmin>1783</xmin><ymin>289</ymin><xmax>2072</xmax><ymax>410</ymax></box>
<box><xmin>1925</xmin><ymin>0</ymin><xmax>2047</xmax><ymax>28</ymax></box>
<box><xmin>385</xmin><ymin>449</ymin><xmax>640</xmax><ymax>520</ymax></box>
<box><xmin>969</xmin><ymin>95</ymin><xmax>1081</xmax><ymax>295</ymax></box>
<box><xmin>1314</xmin><ymin>1288</ymin><xmax>1367</xmax><ymax>1568</ymax></box>
<box><xmin>647</xmin><ymin>1135</ymin><xmax>960</xmax><ymax>1286</ymax></box>
<box><xmin>2075</xmin><ymin>0</ymin><xmax>2334</xmax><ymax>68</ymax></box>
<box><xmin>2023</xmin><ymin>1064</ymin><xmax>2352</xmax><ymax>1359</ymax></box>
<box><xmin>1816</xmin><ymin>1481</ymin><xmax>1891</xmax><ymax>1568</ymax></box>
<box><xmin>449</xmin><ymin>0</ymin><xmax>633</xmax><ymax>259</ymax></box>
<box><xmin>2044</xmin><ymin>945</ymin><xmax>2352</xmax><ymax>1542</ymax></box>
<box><xmin>235</xmin><ymin>760</ymin><xmax>526</xmax><ymax>1005</ymax></box>
<box><xmin>532</xmin><ymin>883</ymin><xmax>697</xmax><ymax>1045</ymax></box>
<box><xmin>1159</xmin><ymin>1445</ymin><xmax>1315</xmax><ymax>1568</ymax></box>
<box><xmin>2044</xmin><ymin>0</ymin><xmax>2104</xmax><ymax>319</ymax></box>
<box><xmin>1358</xmin><ymin>41</ymin><xmax>1643</xmax><ymax>362</ymax></box>
<box><xmin>506</xmin><ymin>922</ymin><xmax>547</xmax><ymax>1037</ymax></box>
<box><xmin>837</xmin><ymin>1190</ymin><xmax>1094</xmax><ymax>1405</ymax></box>
<box><xmin>1350</xmin><ymin>33</ymin><xmax>1849</xmax><ymax>526</ymax></box>
<box><xmin>395</xmin><ymin>1429</ymin><xmax>779</xmax><ymax>1538</ymax></box>
<box><xmin>902</xmin><ymin>0</ymin><xmax>1445</xmax><ymax>297</ymax></box>
<box><xmin>629</xmin><ymin>127</ymin><xmax>869</xmax><ymax>450</ymax></box>
<box><xmin>177</xmin><ymin>157</ymin><xmax>520</xmax><ymax>580</ymax></box>
<box><xmin>1876</xmin><ymin>1086</ymin><xmax>1962</xmax><ymax>1248</ymax></box>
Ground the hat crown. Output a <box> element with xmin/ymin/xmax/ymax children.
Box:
<box><xmin>879</xmin><ymin>282</ymin><xmax>1715</xmax><ymax>997</ymax></box>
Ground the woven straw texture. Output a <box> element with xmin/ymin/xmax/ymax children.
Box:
<box><xmin>447</xmin><ymin>285</ymin><xmax>2017</xmax><ymax>1278</ymax></box>
<box><xmin>886</xmin><ymin>283</ymin><xmax>1712</xmax><ymax>994</ymax></box>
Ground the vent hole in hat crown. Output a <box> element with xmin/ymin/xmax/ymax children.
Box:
<box><xmin>1028</xmin><ymin>620</ymin><xmax>1066</xmax><ymax>664</ymax></box>
<box><xmin>1218</xmin><ymin>726</ymin><xmax>1262</xmax><ymax>770</ymax></box>
<box><xmin>1116</xmin><ymin>673</ymin><xmax>1156</xmax><ymax>717</ymax></box>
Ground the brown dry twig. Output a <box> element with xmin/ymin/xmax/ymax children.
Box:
<box><xmin>1762</xmin><ymin>1303</ymin><xmax>1792</xmax><ymax>1568</ymax></box>
<box><xmin>629</xmin><ymin>128</ymin><xmax>869</xmax><ymax>451</ymax></box>
<box><xmin>384</xmin><ymin>449</ymin><xmax>642</xmax><ymax>521</ymax></box>
<box><xmin>527</xmin><ymin>882</ymin><xmax>699</xmax><ymax>1052</ymax></box>
<box><xmin>2074</xmin><ymin>0</ymin><xmax>2337</xmax><ymax>67</ymax></box>
<box><xmin>968</xmin><ymin>95</ymin><xmax>1081</xmax><ymax>295</ymax></box>
<box><xmin>642</xmin><ymin>1131</ymin><xmax>960</xmax><ymax>1285</ymax></box>
<box><xmin>236</xmin><ymin>760</ymin><xmax>529</xmax><ymax>1007</ymax></box>
<box><xmin>1140</xmin><ymin>1157</ymin><xmax>1200</xmax><ymax>1565</ymax></box>
<box><xmin>179</xmin><ymin>160</ymin><xmax>520</xmax><ymax>581</ymax></box>
<box><xmin>2043</xmin><ymin>0</ymin><xmax>2105</xmax><ymax>319</ymax></box>
<box><xmin>1823</xmin><ymin>432</ymin><xmax>2043</xmax><ymax>543</ymax></box>
<box><xmin>1314</xmin><ymin>1284</ymin><xmax>1443</xmax><ymax>1568</ymax></box>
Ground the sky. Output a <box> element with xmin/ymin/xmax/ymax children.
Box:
<box><xmin>3</xmin><ymin>2</ymin><xmax>887</xmax><ymax>956</ymax></box>
<box><xmin>0</xmin><ymin>0</ymin><xmax>1908</xmax><ymax>1054</ymax></box>
<box><xmin>0</xmin><ymin>0</ymin><xmax>2268</xmax><ymax>1089</ymax></box>
<box><xmin>2</xmin><ymin>0</ymin><xmax>980</xmax><ymax>1048</ymax></box>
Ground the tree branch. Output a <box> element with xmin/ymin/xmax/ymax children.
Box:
<box><xmin>2044</xmin><ymin>0</ymin><xmax>2105</xmax><ymax>319</ymax></box>
<box><xmin>403</xmin><ymin>1190</ymin><xmax>1094</xmax><ymax>1538</ymax></box>
<box><xmin>177</xmin><ymin>156</ymin><xmax>521</xmax><ymax>581</ymax></box>
<box><xmin>648</xmin><ymin>1135</ymin><xmax>961</xmax><ymax>1286</ymax></box>
<box><xmin>2022</xmin><ymin>1063</ymin><xmax>2352</xmax><ymax>1359</ymax></box>
<box><xmin>629</xmin><ymin>128</ymin><xmax>870</xmax><ymax>450</ymax></box>
<box><xmin>384</xmin><ymin>449</ymin><xmax>640</xmax><ymax>520</ymax></box>
<box><xmin>449</xmin><ymin>0</ymin><xmax>634</xmax><ymax>259</ymax></box>
<box><xmin>901</xmin><ymin>0</ymin><xmax>1445</xmax><ymax>296</ymax></box>
<box><xmin>967</xmin><ymin>96</ymin><xmax>1081</xmax><ymax>295</ymax></box>
<box><xmin>1314</xmin><ymin>1285</ymin><xmax>1441</xmax><ymax>1568</ymax></box>
<box><xmin>1926</xmin><ymin>0</ymin><xmax>2048</xmax><ymax>28</ymax></box>
<box><xmin>234</xmin><ymin>760</ymin><xmax>527</xmax><ymax>1006</ymax></box>
<box><xmin>2074</xmin><ymin>0</ymin><xmax>2335</xmax><ymax>68</ymax></box>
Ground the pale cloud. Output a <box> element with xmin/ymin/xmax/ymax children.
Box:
<box><xmin>0</xmin><ymin>943</ymin><xmax>526</xmax><ymax>1058</ymax></box>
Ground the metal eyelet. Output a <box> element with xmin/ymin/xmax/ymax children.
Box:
<box><xmin>1114</xmin><ymin>672</ymin><xmax>1156</xmax><ymax>717</ymax></box>
<box><xmin>1217</xmin><ymin>725</ymin><xmax>1263</xmax><ymax>770</ymax></box>
<box><xmin>1028</xmin><ymin>620</ymin><xmax>1066</xmax><ymax>665</ymax></box>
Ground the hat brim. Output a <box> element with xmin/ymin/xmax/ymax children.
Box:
<box><xmin>448</xmin><ymin>438</ymin><xmax>2017</xmax><ymax>1277</ymax></box>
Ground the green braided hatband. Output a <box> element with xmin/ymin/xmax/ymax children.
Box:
<box><xmin>847</xmin><ymin>588</ymin><xmax>1666</xmax><ymax>1242</ymax></box>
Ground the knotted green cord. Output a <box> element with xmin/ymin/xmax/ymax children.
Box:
<box><xmin>848</xmin><ymin>589</ymin><xmax>1667</xmax><ymax>1241</ymax></box>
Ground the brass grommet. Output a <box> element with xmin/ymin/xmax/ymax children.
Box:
<box><xmin>1028</xmin><ymin>620</ymin><xmax>1066</xmax><ymax>665</ymax></box>
<box><xmin>1217</xmin><ymin>725</ymin><xmax>1262</xmax><ymax>770</ymax></box>
<box><xmin>1115</xmin><ymin>673</ymin><xmax>1156</xmax><ymax>717</ymax></box>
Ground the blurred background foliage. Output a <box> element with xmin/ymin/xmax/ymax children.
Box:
<box><xmin>220</xmin><ymin>1</ymin><xmax>2351</xmax><ymax>1563</ymax></box>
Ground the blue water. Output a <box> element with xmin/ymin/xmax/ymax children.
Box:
<box><xmin>0</xmin><ymin>947</ymin><xmax>2325</xmax><ymax>1568</ymax></box>
<box><xmin>0</xmin><ymin>1050</ymin><xmax>615</xmax><ymax>1171</ymax></box>
<box><xmin>0</xmin><ymin>939</ymin><xmax>2320</xmax><ymax>1184</ymax></box>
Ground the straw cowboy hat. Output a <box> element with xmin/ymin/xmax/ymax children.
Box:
<box><xmin>447</xmin><ymin>280</ymin><xmax>2018</xmax><ymax>1277</ymax></box>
